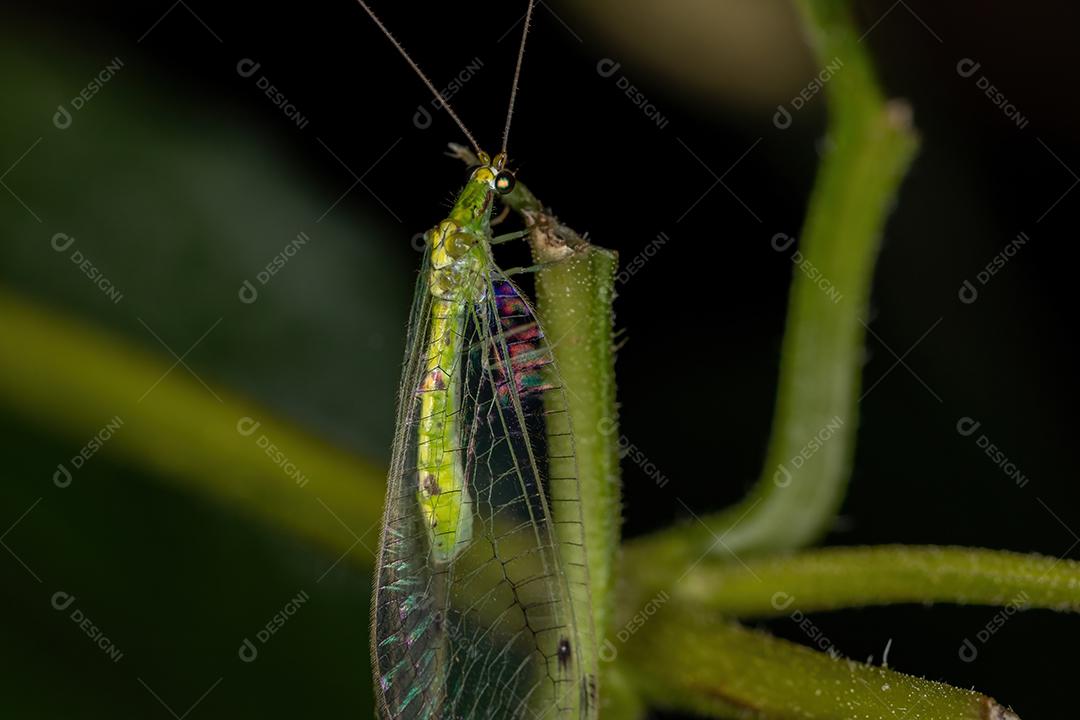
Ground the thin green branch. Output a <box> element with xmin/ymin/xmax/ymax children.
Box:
<box><xmin>627</xmin><ymin>0</ymin><xmax>918</xmax><ymax>567</ymax></box>
<box><xmin>702</xmin><ymin>0</ymin><xmax>919</xmax><ymax>555</ymax></box>
<box><xmin>666</xmin><ymin>545</ymin><xmax>1080</xmax><ymax>618</ymax></box>
<box><xmin>622</xmin><ymin>606</ymin><xmax>1018</xmax><ymax>720</ymax></box>
<box><xmin>0</xmin><ymin>289</ymin><xmax>385</xmax><ymax>558</ymax></box>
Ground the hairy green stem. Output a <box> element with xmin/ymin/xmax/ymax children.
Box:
<box><xmin>496</xmin><ymin>174</ymin><xmax>623</xmax><ymax>644</ymax></box>
<box><xmin>499</xmin><ymin>175</ymin><xmax>628</xmax><ymax>716</ymax></box>
<box><xmin>533</xmin><ymin>247</ymin><xmax>621</xmax><ymax>635</ymax></box>
<box><xmin>662</xmin><ymin>545</ymin><xmax>1080</xmax><ymax>618</ymax></box>
<box><xmin>622</xmin><ymin>607</ymin><xmax>1018</xmax><ymax>720</ymax></box>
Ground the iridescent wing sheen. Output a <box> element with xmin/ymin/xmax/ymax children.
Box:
<box><xmin>372</xmin><ymin>255</ymin><xmax>596</xmax><ymax>720</ymax></box>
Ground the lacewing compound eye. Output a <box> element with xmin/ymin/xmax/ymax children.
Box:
<box><xmin>495</xmin><ymin>170</ymin><xmax>516</xmax><ymax>195</ymax></box>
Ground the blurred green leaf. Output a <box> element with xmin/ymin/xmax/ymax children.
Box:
<box><xmin>0</xmin><ymin>23</ymin><xmax>407</xmax><ymax>718</ymax></box>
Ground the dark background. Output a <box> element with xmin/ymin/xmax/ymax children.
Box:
<box><xmin>1</xmin><ymin>1</ymin><xmax>1077</xmax><ymax>717</ymax></box>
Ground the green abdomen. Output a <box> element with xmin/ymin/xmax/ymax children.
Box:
<box><xmin>416</xmin><ymin>295</ymin><xmax>472</xmax><ymax>562</ymax></box>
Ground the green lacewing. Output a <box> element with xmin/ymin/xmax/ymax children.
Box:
<box><xmin>352</xmin><ymin>2</ymin><xmax>598</xmax><ymax>717</ymax></box>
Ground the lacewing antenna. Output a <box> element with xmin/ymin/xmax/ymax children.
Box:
<box><xmin>353</xmin><ymin>0</ymin><xmax>483</xmax><ymax>156</ymax></box>
<box><xmin>501</xmin><ymin>0</ymin><xmax>536</xmax><ymax>156</ymax></box>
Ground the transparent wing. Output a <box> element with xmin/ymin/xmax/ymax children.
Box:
<box><xmin>371</xmin><ymin>254</ymin><xmax>441</xmax><ymax>719</ymax></box>
<box><xmin>372</xmin><ymin>256</ymin><xmax>596</xmax><ymax>720</ymax></box>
